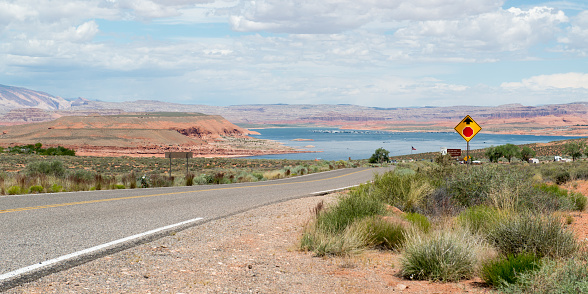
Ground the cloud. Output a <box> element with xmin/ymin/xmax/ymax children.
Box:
<box><xmin>394</xmin><ymin>7</ymin><xmax>568</xmax><ymax>54</ymax></box>
<box><xmin>56</xmin><ymin>21</ymin><xmax>100</xmax><ymax>43</ymax></box>
<box><xmin>557</xmin><ymin>10</ymin><xmax>588</xmax><ymax>55</ymax></box>
<box><xmin>229</xmin><ymin>0</ymin><xmax>504</xmax><ymax>34</ymax></box>
<box><xmin>501</xmin><ymin>72</ymin><xmax>588</xmax><ymax>90</ymax></box>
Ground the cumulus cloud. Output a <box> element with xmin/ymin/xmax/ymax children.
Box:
<box><xmin>501</xmin><ymin>72</ymin><xmax>588</xmax><ymax>90</ymax></box>
<box><xmin>56</xmin><ymin>21</ymin><xmax>100</xmax><ymax>43</ymax></box>
<box><xmin>557</xmin><ymin>10</ymin><xmax>588</xmax><ymax>55</ymax></box>
<box><xmin>229</xmin><ymin>0</ymin><xmax>504</xmax><ymax>33</ymax></box>
<box><xmin>394</xmin><ymin>7</ymin><xmax>568</xmax><ymax>53</ymax></box>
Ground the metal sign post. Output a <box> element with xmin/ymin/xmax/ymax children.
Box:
<box><xmin>164</xmin><ymin>152</ymin><xmax>194</xmax><ymax>177</ymax></box>
<box><xmin>454</xmin><ymin>115</ymin><xmax>481</xmax><ymax>165</ymax></box>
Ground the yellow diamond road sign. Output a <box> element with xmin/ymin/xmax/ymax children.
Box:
<box><xmin>454</xmin><ymin>115</ymin><xmax>481</xmax><ymax>142</ymax></box>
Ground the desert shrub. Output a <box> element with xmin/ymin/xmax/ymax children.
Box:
<box><xmin>122</xmin><ymin>172</ymin><xmax>137</xmax><ymax>189</ymax></box>
<box><xmin>48</xmin><ymin>184</ymin><xmax>62</xmax><ymax>193</ymax></box>
<box><xmin>351</xmin><ymin>216</ymin><xmax>406</xmax><ymax>250</ymax></box>
<box><xmin>299</xmin><ymin>191</ymin><xmax>388</xmax><ymax>256</ymax></box>
<box><xmin>457</xmin><ymin>205</ymin><xmax>503</xmax><ymax>234</ymax></box>
<box><xmin>300</xmin><ymin>215</ymin><xmax>406</xmax><ymax>256</ymax></box>
<box><xmin>532</xmin><ymin>183</ymin><xmax>584</xmax><ymax>212</ymax></box>
<box><xmin>291</xmin><ymin>165</ymin><xmax>308</xmax><ymax>176</ymax></box>
<box><xmin>401</xmin><ymin>229</ymin><xmax>482</xmax><ymax>282</ymax></box>
<box><xmin>367</xmin><ymin>170</ymin><xmax>434</xmax><ymax>213</ymax></box>
<box><xmin>315</xmin><ymin>192</ymin><xmax>385</xmax><ymax>233</ymax></box>
<box><xmin>263</xmin><ymin>170</ymin><xmax>283</xmax><ymax>180</ymax></box>
<box><xmin>480</xmin><ymin>253</ymin><xmax>539</xmax><ymax>287</ymax></box>
<box><xmin>445</xmin><ymin>165</ymin><xmax>530</xmax><ymax>208</ymax></box>
<box><xmin>28</xmin><ymin>185</ymin><xmax>44</xmax><ymax>193</ymax></box>
<box><xmin>185</xmin><ymin>173</ymin><xmax>195</xmax><ymax>186</ymax></box>
<box><xmin>486</xmin><ymin>214</ymin><xmax>578</xmax><ymax>258</ymax></box>
<box><xmin>94</xmin><ymin>173</ymin><xmax>103</xmax><ymax>190</ymax></box>
<box><xmin>7</xmin><ymin>185</ymin><xmax>23</xmax><ymax>195</ymax></box>
<box><xmin>25</xmin><ymin>160</ymin><xmax>66</xmax><ymax>177</ymax></box>
<box><xmin>300</xmin><ymin>221</ymin><xmax>369</xmax><ymax>256</ymax></box>
<box><xmin>571</xmin><ymin>192</ymin><xmax>587</xmax><ymax>211</ymax></box>
<box><xmin>499</xmin><ymin>257</ymin><xmax>588</xmax><ymax>294</ymax></box>
<box><xmin>194</xmin><ymin>174</ymin><xmax>213</xmax><ymax>185</ymax></box>
<box><xmin>236</xmin><ymin>171</ymin><xmax>258</xmax><ymax>183</ymax></box>
<box><xmin>68</xmin><ymin>170</ymin><xmax>95</xmax><ymax>184</ymax></box>
<box><xmin>554</xmin><ymin>170</ymin><xmax>571</xmax><ymax>185</ymax></box>
<box><xmin>150</xmin><ymin>174</ymin><xmax>174</xmax><ymax>187</ymax></box>
<box><xmin>252</xmin><ymin>172</ymin><xmax>264</xmax><ymax>181</ymax></box>
<box><xmin>570</xmin><ymin>164</ymin><xmax>588</xmax><ymax>180</ymax></box>
<box><xmin>403</xmin><ymin>212</ymin><xmax>431</xmax><ymax>233</ymax></box>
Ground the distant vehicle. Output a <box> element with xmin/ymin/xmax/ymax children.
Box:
<box><xmin>529</xmin><ymin>158</ymin><xmax>540</xmax><ymax>164</ymax></box>
<box><xmin>554</xmin><ymin>156</ymin><xmax>572</xmax><ymax>162</ymax></box>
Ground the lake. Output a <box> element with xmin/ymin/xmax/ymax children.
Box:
<box><xmin>243</xmin><ymin>128</ymin><xmax>579</xmax><ymax>161</ymax></box>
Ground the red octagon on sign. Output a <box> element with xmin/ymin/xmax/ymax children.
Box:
<box><xmin>462</xmin><ymin>127</ymin><xmax>474</xmax><ymax>137</ymax></box>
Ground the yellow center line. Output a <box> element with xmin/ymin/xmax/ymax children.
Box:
<box><xmin>0</xmin><ymin>169</ymin><xmax>370</xmax><ymax>214</ymax></box>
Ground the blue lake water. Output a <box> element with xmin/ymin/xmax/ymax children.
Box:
<box><xmin>243</xmin><ymin>128</ymin><xmax>580</xmax><ymax>161</ymax></box>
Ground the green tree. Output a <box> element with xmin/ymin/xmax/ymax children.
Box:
<box><xmin>498</xmin><ymin>144</ymin><xmax>520</xmax><ymax>163</ymax></box>
<box><xmin>369</xmin><ymin>147</ymin><xmax>390</xmax><ymax>164</ymax></box>
<box><xmin>485</xmin><ymin>146</ymin><xmax>501</xmax><ymax>163</ymax></box>
<box><xmin>564</xmin><ymin>141</ymin><xmax>586</xmax><ymax>161</ymax></box>
<box><xmin>518</xmin><ymin>146</ymin><xmax>536</xmax><ymax>162</ymax></box>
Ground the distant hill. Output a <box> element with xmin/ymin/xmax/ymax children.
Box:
<box><xmin>1</xmin><ymin>84</ymin><xmax>587</xmax><ymax>136</ymax></box>
<box><xmin>0</xmin><ymin>84</ymin><xmax>70</xmax><ymax>112</ymax></box>
<box><xmin>0</xmin><ymin>112</ymin><xmax>276</xmax><ymax>157</ymax></box>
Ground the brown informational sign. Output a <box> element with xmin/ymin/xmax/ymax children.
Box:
<box><xmin>165</xmin><ymin>152</ymin><xmax>193</xmax><ymax>159</ymax></box>
<box><xmin>447</xmin><ymin>149</ymin><xmax>462</xmax><ymax>157</ymax></box>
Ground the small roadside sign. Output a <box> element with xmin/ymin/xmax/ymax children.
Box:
<box><xmin>454</xmin><ymin>115</ymin><xmax>481</xmax><ymax>142</ymax></box>
<box><xmin>447</xmin><ymin>149</ymin><xmax>462</xmax><ymax>157</ymax></box>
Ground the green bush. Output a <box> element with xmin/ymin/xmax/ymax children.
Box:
<box><xmin>403</xmin><ymin>212</ymin><xmax>431</xmax><ymax>233</ymax></box>
<box><xmin>7</xmin><ymin>185</ymin><xmax>23</xmax><ymax>195</ymax></box>
<box><xmin>401</xmin><ymin>229</ymin><xmax>481</xmax><ymax>282</ymax></box>
<box><xmin>446</xmin><ymin>165</ymin><xmax>530</xmax><ymax>208</ymax></box>
<box><xmin>25</xmin><ymin>160</ymin><xmax>66</xmax><ymax>177</ymax></box>
<box><xmin>457</xmin><ymin>205</ymin><xmax>502</xmax><ymax>234</ymax></box>
<box><xmin>571</xmin><ymin>164</ymin><xmax>588</xmax><ymax>180</ymax></box>
<box><xmin>499</xmin><ymin>257</ymin><xmax>588</xmax><ymax>294</ymax></box>
<box><xmin>114</xmin><ymin>184</ymin><xmax>125</xmax><ymax>189</ymax></box>
<box><xmin>49</xmin><ymin>184</ymin><xmax>62</xmax><ymax>193</ymax></box>
<box><xmin>486</xmin><ymin>214</ymin><xmax>578</xmax><ymax>258</ymax></box>
<box><xmin>554</xmin><ymin>170</ymin><xmax>571</xmax><ymax>185</ymax></box>
<box><xmin>571</xmin><ymin>192</ymin><xmax>587</xmax><ymax>211</ymax></box>
<box><xmin>532</xmin><ymin>183</ymin><xmax>585</xmax><ymax>212</ymax></box>
<box><xmin>480</xmin><ymin>253</ymin><xmax>539</xmax><ymax>287</ymax></box>
<box><xmin>28</xmin><ymin>185</ymin><xmax>44</xmax><ymax>193</ymax></box>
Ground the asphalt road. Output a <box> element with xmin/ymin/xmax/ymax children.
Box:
<box><xmin>0</xmin><ymin>166</ymin><xmax>392</xmax><ymax>289</ymax></box>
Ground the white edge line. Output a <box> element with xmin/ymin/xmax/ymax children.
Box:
<box><xmin>311</xmin><ymin>184</ymin><xmax>361</xmax><ymax>196</ymax></box>
<box><xmin>0</xmin><ymin>217</ymin><xmax>204</xmax><ymax>282</ymax></box>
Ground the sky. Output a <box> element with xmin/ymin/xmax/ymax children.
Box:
<box><xmin>1</xmin><ymin>0</ymin><xmax>588</xmax><ymax>107</ymax></box>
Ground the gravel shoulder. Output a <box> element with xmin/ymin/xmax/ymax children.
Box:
<box><xmin>6</xmin><ymin>193</ymin><xmax>492</xmax><ymax>294</ymax></box>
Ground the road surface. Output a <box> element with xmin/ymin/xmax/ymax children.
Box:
<box><xmin>0</xmin><ymin>166</ymin><xmax>392</xmax><ymax>289</ymax></box>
